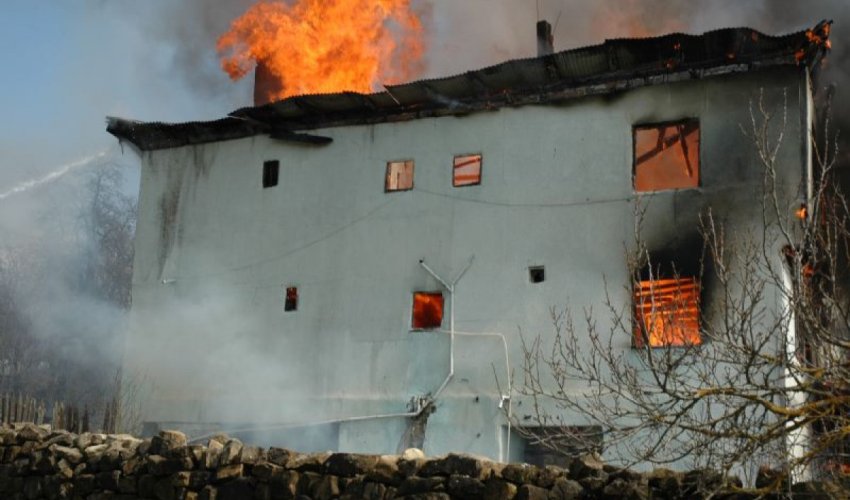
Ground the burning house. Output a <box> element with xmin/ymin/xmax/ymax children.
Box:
<box><xmin>108</xmin><ymin>22</ymin><xmax>831</xmax><ymax>467</ymax></box>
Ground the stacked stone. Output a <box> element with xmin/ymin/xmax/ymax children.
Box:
<box><xmin>0</xmin><ymin>423</ymin><xmax>844</xmax><ymax>499</ymax></box>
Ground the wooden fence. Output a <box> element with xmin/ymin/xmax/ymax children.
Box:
<box><xmin>0</xmin><ymin>393</ymin><xmax>117</xmax><ymax>433</ymax></box>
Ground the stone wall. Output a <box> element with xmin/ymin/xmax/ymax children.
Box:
<box><xmin>0</xmin><ymin>423</ymin><xmax>843</xmax><ymax>499</ymax></box>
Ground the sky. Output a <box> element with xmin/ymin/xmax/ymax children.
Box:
<box><xmin>0</xmin><ymin>0</ymin><xmax>847</xmax><ymax>205</ymax></box>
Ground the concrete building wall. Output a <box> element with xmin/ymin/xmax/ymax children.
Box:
<box><xmin>124</xmin><ymin>66</ymin><xmax>810</xmax><ymax>462</ymax></box>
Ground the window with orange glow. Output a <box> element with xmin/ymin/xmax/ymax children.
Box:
<box><xmin>412</xmin><ymin>292</ymin><xmax>444</xmax><ymax>330</ymax></box>
<box><xmin>634</xmin><ymin>277</ymin><xmax>701</xmax><ymax>347</ymax></box>
<box><xmin>453</xmin><ymin>154</ymin><xmax>482</xmax><ymax>187</ymax></box>
<box><xmin>634</xmin><ymin>121</ymin><xmax>700</xmax><ymax>192</ymax></box>
<box><xmin>386</xmin><ymin>160</ymin><xmax>414</xmax><ymax>192</ymax></box>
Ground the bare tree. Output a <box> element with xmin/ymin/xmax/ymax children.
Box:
<box><xmin>516</xmin><ymin>91</ymin><xmax>849</xmax><ymax>491</ymax></box>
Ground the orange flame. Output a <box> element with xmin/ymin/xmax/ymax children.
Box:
<box><xmin>217</xmin><ymin>0</ymin><xmax>426</xmax><ymax>101</ymax></box>
<box><xmin>797</xmin><ymin>22</ymin><xmax>832</xmax><ymax>63</ymax></box>
<box><xmin>634</xmin><ymin>277</ymin><xmax>701</xmax><ymax>347</ymax></box>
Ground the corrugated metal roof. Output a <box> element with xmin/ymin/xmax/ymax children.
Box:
<box><xmin>108</xmin><ymin>23</ymin><xmax>830</xmax><ymax>151</ymax></box>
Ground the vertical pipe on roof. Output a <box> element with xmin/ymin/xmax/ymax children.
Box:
<box><xmin>537</xmin><ymin>20</ymin><xmax>554</xmax><ymax>57</ymax></box>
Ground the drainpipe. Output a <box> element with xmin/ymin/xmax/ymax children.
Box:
<box><xmin>419</xmin><ymin>256</ymin><xmax>474</xmax><ymax>401</ymax></box>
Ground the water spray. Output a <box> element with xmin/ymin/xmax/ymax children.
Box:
<box><xmin>0</xmin><ymin>150</ymin><xmax>109</xmax><ymax>201</ymax></box>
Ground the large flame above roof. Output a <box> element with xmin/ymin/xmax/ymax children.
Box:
<box><xmin>217</xmin><ymin>0</ymin><xmax>426</xmax><ymax>102</ymax></box>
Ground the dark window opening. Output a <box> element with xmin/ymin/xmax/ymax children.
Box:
<box><xmin>634</xmin><ymin>120</ymin><xmax>700</xmax><ymax>192</ymax></box>
<box><xmin>529</xmin><ymin>266</ymin><xmax>545</xmax><ymax>284</ymax></box>
<box><xmin>520</xmin><ymin>426</ymin><xmax>603</xmax><ymax>468</ymax></box>
<box><xmin>386</xmin><ymin>160</ymin><xmax>414</xmax><ymax>192</ymax></box>
<box><xmin>412</xmin><ymin>292</ymin><xmax>443</xmax><ymax>330</ymax></box>
<box><xmin>285</xmin><ymin>286</ymin><xmax>298</xmax><ymax>312</ymax></box>
<box><xmin>453</xmin><ymin>154</ymin><xmax>482</xmax><ymax>187</ymax></box>
<box><xmin>263</xmin><ymin>160</ymin><xmax>280</xmax><ymax>188</ymax></box>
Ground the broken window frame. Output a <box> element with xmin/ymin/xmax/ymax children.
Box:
<box><xmin>285</xmin><ymin>286</ymin><xmax>298</xmax><ymax>312</ymax></box>
<box><xmin>411</xmin><ymin>291</ymin><xmax>444</xmax><ymax>330</ymax></box>
<box><xmin>263</xmin><ymin>160</ymin><xmax>280</xmax><ymax>188</ymax></box>
<box><xmin>633</xmin><ymin>119</ymin><xmax>700</xmax><ymax>193</ymax></box>
<box><xmin>452</xmin><ymin>153</ymin><xmax>483</xmax><ymax>187</ymax></box>
<box><xmin>385</xmin><ymin>160</ymin><xmax>415</xmax><ymax>192</ymax></box>
<box><xmin>633</xmin><ymin>275</ymin><xmax>701</xmax><ymax>348</ymax></box>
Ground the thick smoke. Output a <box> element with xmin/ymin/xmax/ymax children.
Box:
<box><xmin>0</xmin><ymin>147</ymin><xmax>136</xmax><ymax>418</ymax></box>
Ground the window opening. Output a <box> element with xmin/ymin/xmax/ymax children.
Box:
<box><xmin>453</xmin><ymin>154</ymin><xmax>482</xmax><ymax>187</ymax></box>
<box><xmin>634</xmin><ymin>120</ymin><xmax>699</xmax><ymax>192</ymax></box>
<box><xmin>634</xmin><ymin>276</ymin><xmax>700</xmax><ymax>347</ymax></box>
<box><xmin>386</xmin><ymin>160</ymin><xmax>414</xmax><ymax>192</ymax></box>
<box><xmin>263</xmin><ymin>160</ymin><xmax>280</xmax><ymax>188</ymax></box>
<box><xmin>529</xmin><ymin>266</ymin><xmax>545</xmax><ymax>284</ymax></box>
<box><xmin>412</xmin><ymin>292</ymin><xmax>444</xmax><ymax>330</ymax></box>
<box><xmin>285</xmin><ymin>286</ymin><xmax>298</xmax><ymax>312</ymax></box>
<box><xmin>520</xmin><ymin>426</ymin><xmax>603</xmax><ymax>467</ymax></box>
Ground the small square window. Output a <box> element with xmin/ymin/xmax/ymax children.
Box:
<box><xmin>634</xmin><ymin>121</ymin><xmax>699</xmax><ymax>192</ymax></box>
<box><xmin>453</xmin><ymin>154</ymin><xmax>482</xmax><ymax>187</ymax></box>
<box><xmin>412</xmin><ymin>292</ymin><xmax>444</xmax><ymax>330</ymax></box>
<box><xmin>529</xmin><ymin>266</ymin><xmax>545</xmax><ymax>284</ymax></box>
<box><xmin>633</xmin><ymin>277</ymin><xmax>700</xmax><ymax>347</ymax></box>
<box><xmin>263</xmin><ymin>160</ymin><xmax>280</xmax><ymax>188</ymax></box>
<box><xmin>285</xmin><ymin>286</ymin><xmax>298</xmax><ymax>312</ymax></box>
<box><xmin>386</xmin><ymin>160</ymin><xmax>414</xmax><ymax>192</ymax></box>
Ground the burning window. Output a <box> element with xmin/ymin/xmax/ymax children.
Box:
<box><xmin>634</xmin><ymin>277</ymin><xmax>701</xmax><ymax>347</ymax></box>
<box><xmin>412</xmin><ymin>292</ymin><xmax>444</xmax><ymax>330</ymax></box>
<box><xmin>263</xmin><ymin>160</ymin><xmax>280</xmax><ymax>188</ymax></box>
<box><xmin>285</xmin><ymin>286</ymin><xmax>298</xmax><ymax>312</ymax></box>
<box><xmin>453</xmin><ymin>154</ymin><xmax>482</xmax><ymax>187</ymax></box>
<box><xmin>386</xmin><ymin>160</ymin><xmax>414</xmax><ymax>192</ymax></box>
<box><xmin>634</xmin><ymin>121</ymin><xmax>700</xmax><ymax>192</ymax></box>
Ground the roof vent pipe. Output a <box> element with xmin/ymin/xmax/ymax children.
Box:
<box><xmin>537</xmin><ymin>20</ymin><xmax>554</xmax><ymax>56</ymax></box>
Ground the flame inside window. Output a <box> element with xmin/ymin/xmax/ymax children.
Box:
<box><xmin>634</xmin><ymin>121</ymin><xmax>700</xmax><ymax>192</ymax></box>
<box><xmin>453</xmin><ymin>154</ymin><xmax>482</xmax><ymax>187</ymax></box>
<box><xmin>386</xmin><ymin>160</ymin><xmax>414</xmax><ymax>192</ymax></box>
<box><xmin>634</xmin><ymin>277</ymin><xmax>701</xmax><ymax>347</ymax></box>
<box><xmin>412</xmin><ymin>292</ymin><xmax>444</xmax><ymax>330</ymax></box>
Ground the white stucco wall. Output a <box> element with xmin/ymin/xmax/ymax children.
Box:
<box><xmin>124</xmin><ymin>66</ymin><xmax>810</xmax><ymax>462</ymax></box>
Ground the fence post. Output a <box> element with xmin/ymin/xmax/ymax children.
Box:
<box><xmin>53</xmin><ymin>402</ymin><xmax>64</xmax><ymax>431</ymax></box>
<box><xmin>14</xmin><ymin>393</ymin><xmax>22</xmax><ymax>423</ymax></box>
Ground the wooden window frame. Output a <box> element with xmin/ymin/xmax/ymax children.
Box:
<box><xmin>452</xmin><ymin>154</ymin><xmax>483</xmax><ymax>187</ymax></box>
<box><xmin>385</xmin><ymin>160</ymin><xmax>415</xmax><ymax>192</ymax></box>
<box><xmin>633</xmin><ymin>119</ymin><xmax>700</xmax><ymax>193</ymax></box>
